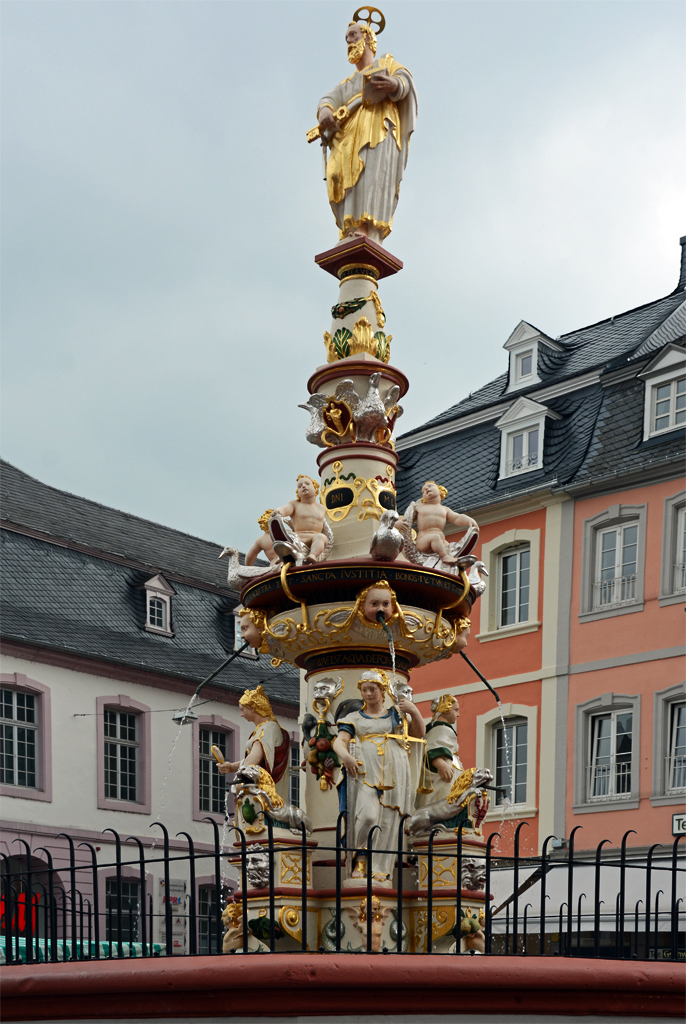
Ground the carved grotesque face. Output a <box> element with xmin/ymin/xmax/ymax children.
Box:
<box><xmin>245</xmin><ymin>846</ymin><xmax>270</xmax><ymax>889</ymax></box>
<box><xmin>362</xmin><ymin>587</ymin><xmax>393</xmax><ymax>622</ymax></box>
<box><xmin>391</xmin><ymin>680</ymin><xmax>413</xmax><ymax>703</ymax></box>
<box><xmin>296</xmin><ymin>477</ymin><xmax>316</xmax><ymax>501</ymax></box>
<box><xmin>422</xmin><ymin>481</ymin><xmax>441</xmax><ymax>503</ymax></box>
<box><xmin>239</xmin><ymin>612</ymin><xmax>262</xmax><ymax>649</ymax></box>
<box><xmin>313</xmin><ymin>677</ymin><xmax>339</xmax><ymax>700</ymax></box>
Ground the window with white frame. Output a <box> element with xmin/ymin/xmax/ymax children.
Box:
<box><xmin>477</xmin><ymin>702</ymin><xmax>538</xmax><ymax>818</ymax></box>
<box><xmin>659</xmin><ymin>491</ymin><xmax>686</xmax><ymax>604</ymax></box>
<box><xmin>0</xmin><ymin>688</ymin><xmax>38</xmax><ymax>789</ymax></box>
<box><xmin>651</xmin><ymin>684</ymin><xmax>686</xmax><ymax>805</ymax></box>
<box><xmin>478</xmin><ymin>528</ymin><xmax>540</xmax><ymax>640</ymax></box>
<box><xmin>651</xmin><ymin>376</ymin><xmax>685</xmax><ymax>435</ymax></box>
<box><xmin>594</xmin><ymin>522</ymin><xmax>638</xmax><ymax>610</ymax></box>
<box><xmin>104</xmin><ymin>710</ymin><xmax>138</xmax><ymax>801</ymax></box>
<box><xmin>580</xmin><ymin>504</ymin><xmax>646</xmax><ymax>621</ymax></box>
<box><xmin>674</xmin><ymin>507</ymin><xmax>686</xmax><ymax>595</ymax></box>
<box><xmin>508</xmin><ymin>426</ymin><xmax>539</xmax><ymax>475</ymax></box>
<box><xmin>638</xmin><ymin>343</ymin><xmax>686</xmax><ymax>440</ymax></box>
<box><xmin>588</xmin><ymin>710</ymin><xmax>633</xmax><ymax>801</ymax></box>
<box><xmin>496</xmin><ymin>397</ymin><xmax>556</xmax><ymax>480</ymax></box>
<box><xmin>499</xmin><ymin>545</ymin><xmax>530</xmax><ymax>627</ymax></box>
<box><xmin>574</xmin><ymin>693</ymin><xmax>640</xmax><ymax>811</ymax></box>
<box><xmin>143</xmin><ymin>574</ymin><xmax>174</xmax><ymax>636</ymax></box>
<box><xmin>198</xmin><ymin>728</ymin><xmax>228</xmax><ymax>814</ymax></box>
<box><xmin>667</xmin><ymin>702</ymin><xmax>686</xmax><ymax>794</ymax></box>
<box><xmin>493</xmin><ymin>718</ymin><xmax>527</xmax><ymax>806</ymax></box>
<box><xmin>515</xmin><ymin>349</ymin><xmax>534</xmax><ymax>385</ymax></box>
<box><xmin>289</xmin><ymin>741</ymin><xmax>300</xmax><ymax>807</ymax></box>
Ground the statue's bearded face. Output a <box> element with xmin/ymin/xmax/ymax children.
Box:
<box><xmin>346</xmin><ymin>24</ymin><xmax>366</xmax><ymax>64</ymax></box>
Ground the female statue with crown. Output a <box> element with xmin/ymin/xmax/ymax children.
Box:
<box><xmin>217</xmin><ymin>685</ymin><xmax>290</xmax><ymax>802</ymax></box>
<box><xmin>332</xmin><ymin>669</ymin><xmax>425</xmax><ymax>885</ymax></box>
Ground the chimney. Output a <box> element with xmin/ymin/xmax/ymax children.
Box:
<box><xmin>677</xmin><ymin>235</ymin><xmax>686</xmax><ymax>292</ymax></box>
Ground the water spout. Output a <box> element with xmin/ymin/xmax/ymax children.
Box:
<box><xmin>459</xmin><ymin>650</ymin><xmax>501</xmax><ymax>704</ymax></box>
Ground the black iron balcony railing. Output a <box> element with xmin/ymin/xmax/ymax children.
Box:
<box><xmin>1</xmin><ymin>821</ymin><xmax>683</xmax><ymax>963</ymax></box>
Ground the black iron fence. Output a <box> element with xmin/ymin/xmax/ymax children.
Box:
<box><xmin>1</xmin><ymin>819</ymin><xmax>683</xmax><ymax>962</ymax></box>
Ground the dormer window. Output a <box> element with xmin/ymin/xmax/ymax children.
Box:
<box><xmin>515</xmin><ymin>350</ymin><xmax>534</xmax><ymax>384</ymax></box>
<box><xmin>504</xmin><ymin>320</ymin><xmax>563</xmax><ymax>393</ymax></box>
<box><xmin>508</xmin><ymin>426</ymin><xmax>539</xmax><ymax>474</ymax></box>
<box><xmin>638</xmin><ymin>343</ymin><xmax>686</xmax><ymax>440</ymax></box>
<box><xmin>652</xmin><ymin>377</ymin><xmax>685</xmax><ymax>434</ymax></box>
<box><xmin>143</xmin><ymin>574</ymin><xmax>174</xmax><ymax>637</ymax></box>
<box><xmin>496</xmin><ymin>396</ymin><xmax>559</xmax><ymax>480</ymax></box>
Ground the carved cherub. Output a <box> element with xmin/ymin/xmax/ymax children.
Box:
<box><xmin>402</xmin><ymin>481</ymin><xmax>478</xmax><ymax>566</ymax></box>
<box><xmin>245</xmin><ymin>510</ymin><xmax>280</xmax><ymax>567</ymax></box>
<box><xmin>269</xmin><ymin>475</ymin><xmax>332</xmax><ymax>563</ymax></box>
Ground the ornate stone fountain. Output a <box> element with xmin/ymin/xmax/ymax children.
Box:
<box><xmin>220</xmin><ymin>8</ymin><xmax>492</xmax><ymax>954</ymax></box>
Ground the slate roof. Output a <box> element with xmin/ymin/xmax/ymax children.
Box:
<box><xmin>0</xmin><ymin>460</ymin><xmax>238</xmax><ymax>590</ymax></box>
<box><xmin>397</xmin><ymin>241</ymin><xmax>686</xmax><ymax>511</ymax></box>
<box><xmin>0</xmin><ymin>463</ymin><xmax>299</xmax><ymax>708</ymax></box>
<box><xmin>401</xmin><ymin>281</ymin><xmax>685</xmax><ymax>438</ymax></box>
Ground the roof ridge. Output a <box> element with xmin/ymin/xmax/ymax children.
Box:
<box><xmin>0</xmin><ymin>459</ymin><xmax>225</xmax><ymax>551</ymax></box>
<box><xmin>556</xmin><ymin>289</ymin><xmax>679</xmax><ymax>344</ymax></box>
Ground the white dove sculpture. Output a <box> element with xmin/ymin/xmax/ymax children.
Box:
<box><xmin>369</xmin><ymin>509</ymin><xmax>404</xmax><ymax>562</ymax></box>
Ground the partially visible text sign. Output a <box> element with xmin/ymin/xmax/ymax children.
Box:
<box><xmin>672</xmin><ymin>812</ymin><xmax>686</xmax><ymax>836</ymax></box>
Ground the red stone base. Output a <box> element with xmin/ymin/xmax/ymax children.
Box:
<box><xmin>1</xmin><ymin>954</ymin><xmax>682</xmax><ymax>1020</ymax></box>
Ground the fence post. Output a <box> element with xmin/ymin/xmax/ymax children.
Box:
<box><xmin>539</xmin><ymin>835</ymin><xmax>556</xmax><ymax>956</ymax></box>
<box><xmin>125</xmin><ymin>837</ymin><xmax>147</xmax><ymax>957</ymax></box>
<box><xmin>176</xmin><ymin>832</ymin><xmax>197</xmax><ymax>956</ymax></box>
<box><xmin>566</xmin><ymin>826</ymin><xmax>583</xmax><ymax>957</ymax></box>
<box><xmin>593</xmin><ymin>838</ymin><xmax>611</xmax><ymax>958</ymax></box>
<box><xmin>56</xmin><ymin>833</ymin><xmax>78</xmax><ymax>961</ymax></box>
<box><xmin>202</xmin><ymin>815</ymin><xmax>224</xmax><ymax>950</ymax></box>
<box><xmin>13</xmin><ymin>840</ymin><xmax>34</xmax><ymax>963</ymax></box>
<box><xmin>150</xmin><ymin>823</ymin><xmax>172</xmax><ymax>956</ymax></box>
<box><xmin>618</xmin><ymin>829</ymin><xmax>636</xmax><ymax>959</ymax></box>
<box><xmin>103</xmin><ymin>829</ymin><xmax>124</xmax><ymax>959</ymax></box>
<box><xmin>396</xmin><ymin>814</ymin><xmax>409</xmax><ymax>954</ymax></box>
<box><xmin>365</xmin><ymin>825</ymin><xmax>380</xmax><ymax>953</ymax></box>
<box><xmin>670</xmin><ymin>834</ymin><xmax>684</xmax><ymax>962</ymax></box>
<box><xmin>484</xmin><ymin>832</ymin><xmax>499</xmax><ymax>955</ymax></box>
<box><xmin>335</xmin><ymin>811</ymin><xmax>346</xmax><ymax>953</ymax></box>
<box><xmin>35</xmin><ymin>846</ymin><xmax>59</xmax><ymax>963</ymax></box>
<box><xmin>266</xmin><ymin>817</ymin><xmax>276</xmax><ymax>953</ymax></box>
<box><xmin>644</xmin><ymin>843</ymin><xmax>661</xmax><ymax>962</ymax></box>
<box><xmin>512</xmin><ymin>821</ymin><xmax>529</xmax><ymax>955</ymax></box>
<box><xmin>300</xmin><ymin>823</ymin><xmax>308</xmax><ymax>953</ymax></box>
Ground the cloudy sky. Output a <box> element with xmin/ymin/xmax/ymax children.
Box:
<box><xmin>2</xmin><ymin>0</ymin><xmax>684</xmax><ymax>553</ymax></box>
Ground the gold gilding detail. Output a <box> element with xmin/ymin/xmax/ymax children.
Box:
<box><xmin>320</xmin><ymin>461</ymin><xmax>366</xmax><ymax>521</ymax></box>
<box><xmin>277</xmin><ymin>906</ymin><xmax>303</xmax><ymax>944</ymax></box>
<box><xmin>369</xmin><ymin>289</ymin><xmax>386</xmax><ymax>328</ymax></box>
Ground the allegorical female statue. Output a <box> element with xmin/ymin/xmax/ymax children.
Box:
<box><xmin>414</xmin><ymin>693</ymin><xmax>463</xmax><ymax>811</ymax></box>
<box><xmin>314</xmin><ymin>14</ymin><xmax>417</xmax><ymax>243</ymax></box>
<box><xmin>218</xmin><ymin>685</ymin><xmax>290</xmax><ymax>800</ymax></box>
<box><xmin>333</xmin><ymin>669</ymin><xmax>425</xmax><ymax>885</ymax></box>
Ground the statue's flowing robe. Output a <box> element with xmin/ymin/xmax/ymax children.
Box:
<box><xmin>336</xmin><ymin>706</ymin><xmax>423</xmax><ymax>881</ymax></box>
<box><xmin>414</xmin><ymin>720</ymin><xmax>463</xmax><ymax>810</ymax></box>
<box><xmin>243</xmin><ymin>719</ymin><xmax>290</xmax><ymax>804</ymax></box>
<box><xmin>318</xmin><ymin>54</ymin><xmax>417</xmax><ymax>240</ymax></box>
